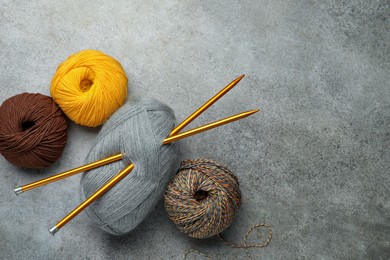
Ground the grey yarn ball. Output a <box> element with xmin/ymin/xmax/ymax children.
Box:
<box><xmin>80</xmin><ymin>98</ymin><xmax>178</xmax><ymax>235</ymax></box>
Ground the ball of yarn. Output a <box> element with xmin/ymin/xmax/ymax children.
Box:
<box><xmin>0</xmin><ymin>93</ymin><xmax>68</xmax><ymax>168</ymax></box>
<box><xmin>80</xmin><ymin>98</ymin><xmax>178</xmax><ymax>235</ymax></box>
<box><xmin>50</xmin><ymin>50</ymin><xmax>128</xmax><ymax>127</ymax></box>
<box><xmin>164</xmin><ymin>159</ymin><xmax>242</xmax><ymax>239</ymax></box>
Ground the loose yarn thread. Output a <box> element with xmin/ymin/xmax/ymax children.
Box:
<box><xmin>0</xmin><ymin>93</ymin><xmax>68</xmax><ymax>168</ymax></box>
<box><xmin>219</xmin><ymin>223</ymin><xmax>272</xmax><ymax>259</ymax></box>
<box><xmin>80</xmin><ymin>98</ymin><xmax>178</xmax><ymax>235</ymax></box>
<box><xmin>184</xmin><ymin>224</ymin><xmax>272</xmax><ymax>260</ymax></box>
<box><xmin>164</xmin><ymin>159</ymin><xmax>242</xmax><ymax>239</ymax></box>
<box><xmin>51</xmin><ymin>50</ymin><xmax>128</xmax><ymax>127</ymax></box>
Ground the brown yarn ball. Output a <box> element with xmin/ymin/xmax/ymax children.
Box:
<box><xmin>164</xmin><ymin>159</ymin><xmax>242</xmax><ymax>239</ymax></box>
<box><xmin>0</xmin><ymin>93</ymin><xmax>68</xmax><ymax>168</ymax></box>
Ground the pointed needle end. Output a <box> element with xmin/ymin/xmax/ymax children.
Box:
<box><xmin>234</xmin><ymin>74</ymin><xmax>245</xmax><ymax>83</ymax></box>
<box><xmin>247</xmin><ymin>109</ymin><xmax>260</xmax><ymax>115</ymax></box>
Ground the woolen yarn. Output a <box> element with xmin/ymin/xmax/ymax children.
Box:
<box><xmin>50</xmin><ymin>50</ymin><xmax>128</xmax><ymax>127</ymax></box>
<box><xmin>0</xmin><ymin>93</ymin><xmax>68</xmax><ymax>168</ymax></box>
<box><xmin>164</xmin><ymin>159</ymin><xmax>242</xmax><ymax>239</ymax></box>
<box><xmin>80</xmin><ymin>98</ymin><xmax>178</xmax><ymax>235</ymax></box>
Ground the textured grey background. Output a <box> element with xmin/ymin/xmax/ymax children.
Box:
<box><xmin>0</xmin><ymin>0</ymin><xmax>389</xmax><ymax>259</ymax></box>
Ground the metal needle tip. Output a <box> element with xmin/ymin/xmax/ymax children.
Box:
<box><xmin>49</xmin><ymin>226</ymin><xmax>59</xmax><ymax>236</ymax></box>
<box><xmin>244</xmin><ymin>109</ymin><xmax>260</xmax><ymax>116</ymax></box>
<box><xmin>231</xmin><ymin>74</ymin><xmax>245</xmax><ymax>86</ymax></box>
<box><xmin>14</xmin><ymin>187</ymin><xmax>23</xmax><ymax>195</ymax></box>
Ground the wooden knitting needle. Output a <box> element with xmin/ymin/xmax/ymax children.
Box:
<box><xmin>14</xmin><ymin>75</ymin><xmax>244</xmax><ymax>194</ymax></box>
<box><xmin>48</xmin><ymin>108</ymin><xmax>260</xmax><ymax>235</ymax></box>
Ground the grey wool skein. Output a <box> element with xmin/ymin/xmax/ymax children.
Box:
<box><xmin>80</xmin><ymin>98</ymin><xmax>178</xmax><ymax>235</ymax></box>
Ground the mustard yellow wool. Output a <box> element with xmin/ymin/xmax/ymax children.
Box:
<box><xmin>51</xmin><ymin>50</ymin><xmax>128</xmax><ymax>127</ymax></box>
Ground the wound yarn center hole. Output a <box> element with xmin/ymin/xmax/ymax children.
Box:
<box><xmin>21</xmin><ymin>121</ymin><xmax>35</xmax><ymax>131</ymax></box>
<box><xmin>80</xmin><ymin>79</ymin><xmax>93</xmax><ymax>92</ymax></box>
<box><xmin>194</xmin><ymin>190</ymin><xmax>209</xmax><ymax>201</ymax></box>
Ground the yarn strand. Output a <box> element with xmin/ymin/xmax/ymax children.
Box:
<box><xmin>218</xmin><ymin>223</ymin><xmax>272</xmax><ymax>249</ymax></box>
<box><xmin>183</xmin><ymin>224</ymin><xmax>272</xmax><ymax>260</ymax></box>
<box><xmin>219</xmin><ymin>223</ymin><xmax>272</xmax><ymax>260</ymax></box>
<box><xmin>184</xmin><ymin>249</ymin><xmax>211</xmax><ymax>260</ymax></box>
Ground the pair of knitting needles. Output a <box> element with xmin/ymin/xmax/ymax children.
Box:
<box><xmin>14</xmin><ymin>74</ymin><xmax>259</xmax><ymax>235</ymax></box>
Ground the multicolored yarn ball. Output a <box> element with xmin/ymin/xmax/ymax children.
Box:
<box><xmin>50</xmin><ymin>50</ymin><xmax>128</xmax><ymax>127</ymax></box>
<box><xmin>80</xmin><ymin>98</ymin><xmax>178</xmax><ymax>235</ymax></box>
<box><xmin>164</xmin><ymin>159</ymin><xmax>242</xmax><ymax>239</ymax></box>
<box><xmin>0</xmin><ymin>93</ymin><xmax>68</xmax><ymax>169</ymax></box>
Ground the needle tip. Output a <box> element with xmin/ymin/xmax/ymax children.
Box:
<box><xmin>236</xmin><ymin>74</ymin><xmax>245</xmax><ymax>81</ymax></box>
<box><xmin>14</xmin><ymin>187</ymin><xmax>23</xmax><ymax>195</ymax></box>
<box><xmin>49</xmin><ymin>225</ymin><xmax>59</xmax><ymax>236</ymax></box>
<box><xmin>247</xmin><ymin>109</ymin><xmax>260</xmax><ymax>115</ymax></box>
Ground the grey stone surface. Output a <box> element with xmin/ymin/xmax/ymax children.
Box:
<box><xmin>0</xmin><ymin>0</ymin><xmax>389</xmax><ymax>259</ymax></box>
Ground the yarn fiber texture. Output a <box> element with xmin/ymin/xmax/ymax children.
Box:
<box><xmin>51</xmin><ymin>50</ymin><xmax>128</xmax><ymax>127</ymax></box>
<box><xmin>80</xmin><ymin>98</ymin><xmax>178</xmax><ymax>235</ymax></box>
<box><xmin>164</xmin><ymin>159</ymin><xmax>242</xmax><ymax>239</ymax></box>
<box><xmin>0</xmin><ymin>93</ymin><xmax>68</xmax><ymax>168</ymax></box>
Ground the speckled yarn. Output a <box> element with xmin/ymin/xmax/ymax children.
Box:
<box><xmin>164</xmin><ymin>159</ymin><xmax>242</xmax><ymax>239</ymax></box>
<box><xmin>0</xmin><ymin>93</ymin><xmax>68</xmax><ymax>168</ymax></box>
<box><xmin>80</xmin><ymin>98</ymin><xmax>178</xmax><ymax>235</ymax></box>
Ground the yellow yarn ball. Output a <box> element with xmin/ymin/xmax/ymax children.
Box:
<box><xmin>50</xmin><ymin>50</ymin><xmax>128</xmax><ymax>127</ymax></box>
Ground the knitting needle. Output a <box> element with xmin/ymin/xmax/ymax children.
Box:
<box><xmin>48</xmin><ymin>108</ymin><xmax>260</xmax><ymax>235</ymax></box>
<box><xmin>169</xmin><ymin>74</ymin><xmax>245</xmax><ymax>137</ymax></box>
<box><xmin>163</xmin><ymin>109</ymin><xmax>259</xmax><ymax>144</ymax></box>
<box><xmin>49</xmin><ymin>163</ymin><xmax>135</xmax><ymax>236</ymax></box>
<box><xmin>14</xmin><ymin>154</ymin><xmax>123</xmax><ymax>195</ymax></box>
<box><xmin>14</xmin><ymin>75</ymin><xmax>245</xmax><ymax>194</ymax></box>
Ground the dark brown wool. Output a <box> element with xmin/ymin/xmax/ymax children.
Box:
<box><xmin>164</xmin><ymin>159</ymin><xmax>242</xmax><ymax>239</ymax></box>
<box><xmin>0</xmin><ymin>93</ymin><xmax>68</xmax><ymax>168</ymax></box>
